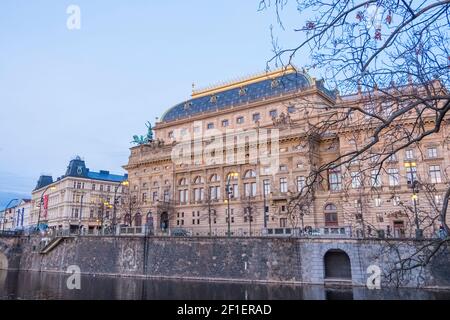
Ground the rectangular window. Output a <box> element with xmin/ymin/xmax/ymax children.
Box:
<box><xmin>221</xmin><ymin>119</ymin><xmax>229</xmax><ymax>127</ymax></box>
<box><xmin>406</xmin><ymin>166</ymin><xmax>417</xmax><ymax>185</ymax></box>
<box><xmin>427</xmin><ymin>147</ymin><xmax>438</xmax><ymax>158</ymax></box>
<box><xmin>288</xmin><ymin>106</ymin><xmax>295</xmax><ymax>113</ymax></box>
<box><xmin>280</xmin><ymin>218</ymin><xmax>287</xmax><ymax>228</ymax></box>
<box><xmin>232</xmin><ymin>184</ymin><xmax>239</xmax><ymax>198</ymax></box>
<box><xmin>92</xmin><ymin>184</ymin><xmax>96</xmax><ymax>191</ymax></box>
<box><xmin>244</xmin><ymin>183</ymin><xmax>257</xmax><ymax>197</ymax></box>
<box><xmin>152</xmin><ymin>191</ymin><xmax>158</xmax><ymax>202</ymax></box>
<box><xmin>351</xmin><ymin>172</ymin><xmax>362</xmax><ymax>188</ymax></box>
<box><xmin>207</xmin><ymin>123</ymin><xmax>214</xmax><ymax>130</ymax></box>
<box><xmin>388</xmin><ymin>168</ymin><xmax>400</xmax><ymax>186</ymax></box>
<box><xmin>405</xmin><ymin>149</ymin><xmax>414</xmax><ymax>160</ymax></box>
<box><xmin>236</xmin><ymin>116</ymin><xmax>244</xmax><ymax>124</ymax></box>
<box><xmin>263</xmin><ymin>180</ymin><xmax>271</xmax><ymax>195</ymax></box>
<box><xmin>297</xmin><ymin>176</ymin><xmax>306</xmax><ymax>192</ymax></box>
<box><xmin>370</xmin><ymin>170</ymin><xmax>382</xmax><ymax>187</ymax></box>
<box><xmin>252</xmin><ymin>113</ymin><xmax>260</xmax><ymax>122</ymax></box>
<box><xmin>107</xmin><ymin>185</ymin><xmax>111</xmax><ymax>192</ymax></box>
<box><xmin>393</xmin><ymin>196</ymin><xmax>401</xmax><ymax>206</ymax></box>
<box><xmin>388</xmin><ymin>153</ymin><xmax>397</xmax><ymax>162</ymax></box>
<box><xmin>328</xmin><ymin>170</ymin><xmax>341</xmax><ymax>191</ymax></box>
<box><xmin>279</xmin><ymin>178</ymin><xmax>288</xmax><ymax>193</ymax></box>
<box><xmin>374</xmin><ymin>198</ymin><xmax>382</xmax><ymax>207</ymax></box>
<box><xmin>142</xmin><ymin>193</ymin><xmax>147</xmax><ymax>202</ymax></box>
<box><xmin>429</xmin><ymin>165</ymin><xmax>442</xmax><ymax>183</ymax></box>
<box><xmin>100</xmin><ymin>185</ymin><xmax>104</xmax><ymax>192</ymax></box>
<box><xmin>269</xmin><ymin>109</ymin><xmax>278</xmax><ymax>118</ymax></box>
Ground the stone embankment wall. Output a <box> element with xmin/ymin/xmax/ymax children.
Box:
<box><xmin>1</xmin><ymin>236</ymin><xmax>449</xmax><ymax>288</ymax></box>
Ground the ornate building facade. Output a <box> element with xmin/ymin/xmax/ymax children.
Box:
<box><xmin>125</xmin><ymin>66</ymin><xmax>450</xmax><ymax>237</ymax></box>
<box><xmin>30</xmin><ymin>157</ymin><xmax>128</xmax><ymax>233</ymax></box>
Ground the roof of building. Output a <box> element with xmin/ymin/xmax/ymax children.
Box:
<box><xmin>160</xmin><ymin>66</ymin><xmax>336</xmax><ymax>123</ymax></box>
<box><xmin>34</xmin><ymin>157</ymin><xmax>127</xmax><ymax>191</ymax></box>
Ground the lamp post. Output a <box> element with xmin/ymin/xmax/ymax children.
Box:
<box><xmin>404</xmin><ymin>161</ymin><xmax>422</xmax><ymax>239</ymax></box>
<box><xmin>226</xmin><ymin>172</ymin><xmax>238</xmax><ymax>237</ymax></box>
<box><xmin>263</xmin><ymin>180</ymin><xmax>269</xmax><ymax>230</ymax></box>
<box><xmin>112</xmin><ymin>180</ymin><xmax>129</xmax><ymax>234</ymax></box>
<box><xmin>78</xmin><ymin>194</ymin><xmax>84</xmax><ymax>235</ymax></box>
<box><xmin>2</xmin><ymin>199</ymin><xmax>18</xmax><ymax>233</ymax></box>
<box><xmin>36</xmin><ymin>185</ymin><xmax>56</xmax><ymax>232</ymax></box>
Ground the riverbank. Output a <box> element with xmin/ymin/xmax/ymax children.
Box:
<box><xmin>2</xmin><ymin>269</ymin><xmax>450</xmax><ymax>300</ymax></box>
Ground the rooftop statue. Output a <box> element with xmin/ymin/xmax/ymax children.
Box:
<box><xmin>131</xmin><ymin>121</ymin><xmax>154</xmax><ymax>145</ymax></box>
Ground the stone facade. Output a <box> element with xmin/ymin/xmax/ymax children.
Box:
<box><xmin>124</xmin><ymin>66</ymin><xmax>450</xmax><ymax>238</ymax></box>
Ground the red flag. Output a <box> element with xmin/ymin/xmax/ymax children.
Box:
<box><xmin>43</xmin><ymin>195</ymin><xmax>49</xmax><ymax>219</ymax></box>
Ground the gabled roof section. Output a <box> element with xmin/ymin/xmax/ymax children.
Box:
<box><xmin>160</xmin><ymin>66</ymin><xmax>334</xmax><ymax>123</ymax></box>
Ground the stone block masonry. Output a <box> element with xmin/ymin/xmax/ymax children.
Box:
<box><xmin>1</xmin><ymin>236</ymin><xmax>449</xmax><ymax>288</ymax></box>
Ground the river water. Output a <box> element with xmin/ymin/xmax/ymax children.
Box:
<box><xmin>0</xmin><ymin>270</ymin><xmax>449</xmax><ymax>300</ymax></box>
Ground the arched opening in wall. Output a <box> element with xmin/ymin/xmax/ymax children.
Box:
<box><xmin>324</xmin><ymin>249</ymin><xmax>352</xmax><ymax>281</ymax></box>
<box><xmin>0</xmin><ymin>252</ymin><xmax>8</xmax><ymax>270</ymax></box>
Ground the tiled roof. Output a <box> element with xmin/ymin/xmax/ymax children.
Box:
<box><xmin>161</xmin><ymin>68</ymin><xmax>335</xmax><ymax>123</ymax></box>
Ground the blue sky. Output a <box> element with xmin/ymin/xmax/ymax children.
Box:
<box><xmin>0</xmin><ymin>0</ymin><xmax>306</xmax><ymax>199</ymax></box>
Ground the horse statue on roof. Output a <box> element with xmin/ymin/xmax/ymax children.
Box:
<box><xmin>131</xmin><ymin>121</ymin><xmax>155</xmax><ymax>145</ymax></box>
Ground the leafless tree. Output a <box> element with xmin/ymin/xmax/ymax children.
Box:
<box><xmin>200</xmin><ymin>188</ymin><xmax>218</xmax><ymax>236</ymax></box>
<box><xmin>239</xmin><ymin>196</ymin><xmax>259</xmax><ymax>236</ymax></box>
<box><xmin>116</xmin><ymin>192</ymin><xmax>144</xmax><ymax>227</ymax></box>
<box><xmin>260</xmin><ymin>0</ymin><xmax>450</xmax><ymax>284</ymax></box>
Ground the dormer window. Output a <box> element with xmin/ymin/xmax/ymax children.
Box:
<box><xmin>271</xmin><ymin>79</ymin><xmax>280</xmax><ymax>88</ymax></box>
<box><xmin>210</xmin><ymin>95</ymin><xmax>218</xmax><ymax>104</ymax></box>
<box><xmin>184</xmin><ymin>102</ymin><xmax>192</xmax><ymax>110</ymax></box>
<box><xmin>239</xmin><ymin>87</ymin><xmax>248</xmax><ymax>96</ymax></box>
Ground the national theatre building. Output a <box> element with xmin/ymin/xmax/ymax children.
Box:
<box><xmin>125</xmin><ymin>66</ymin><xmax>450</xmax><ymax>238</ymax></box>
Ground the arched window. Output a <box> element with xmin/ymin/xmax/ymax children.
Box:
<box><xmin>134</xmin><ymin>213</ymin><xmax>142</xmax><ymax>227</ymax></box>
<box><xmin>193</xmin><ymin>176</ymin><xmax>204</xmax><ymax>184</ymax></box>
<box><xmin>179</xmin><ymin>178</ymin><xmax>187</xmax><ymax>186</ymax></box>
<box><xmin>244</xmin><ymin>170</ymin><xmax>256</xmax><ymax>179</ymax></box>
<box><xmin>210</xmin><ymin>174</ymin><xmax>220</xmax><ymax>182</ymax></box>
<box><xmin>324</xmin><ymin>203</ymin><xmax>338</xmax><ymax>226</ymax></box>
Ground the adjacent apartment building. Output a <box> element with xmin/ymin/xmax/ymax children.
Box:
<box><xmin>124</xmin><ymin>66</ymin><xmax>450</xmax><ymax>237</ymax></box>
<box><xmin>30</xmin><ymin>156</ymin><xmax>128</xmax><ymax>233</ymax></box>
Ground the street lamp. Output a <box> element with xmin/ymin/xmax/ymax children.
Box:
<box><xmin>2</xmin><ymin>199</ymin><xmax>18</xmax><ymax>233</ymax></box>
<box><xmin>112</xmin><ymin>180</ymin><xmax>129</xmax><ymax>234</ymax></box>
<box><xmin>404</xmin><ymin>161</ymin><xmax>422</xmax><ymax>239</ymax></box>
<box><xmin>263</xmin><ymin>180</ymin><xmax>269</xmax><ymax>231</ymax></box>
<box><xmin>78</xmin><ymin>193</ymin><xmax>85</xmax><ymax>235</ymax></box>
<box><xmin>36</xmin><ymin>185</ymin><xmax>56</xmax><ymax>232</ymax></box>
<box><xmin>226</xmin><ymin>172</ymin><xmax>238</xmax><ymax>237</ymax></box>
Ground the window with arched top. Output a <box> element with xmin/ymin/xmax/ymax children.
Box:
<box><xmin>244</xmin><ymin>170</ymin><xmax>256</xmax><ymax>179</ymax></box>
<box><xmin>179</xmin><ymin>178</ymin><xmax>187</xmax><ymax>186</ymax></box>
<box><xmin>324</xmin><ymin>203</ymin><xmax>338</xmax><ymax>226</ymax></box>
<box><xmin>193</xmin><ymin>176</ymin><xmax>204</xmax><ymax>184</ymax></box>
<box><xmin>210</xmin><ymin>174</ymin><xmax>220</xmax><ymax>182</ymax></box>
